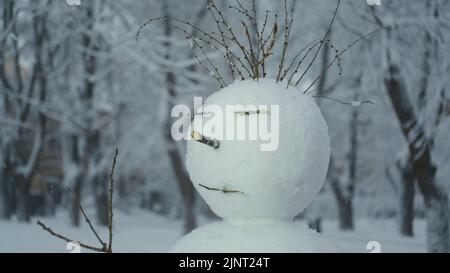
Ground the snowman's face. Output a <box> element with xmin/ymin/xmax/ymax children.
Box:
<box><xmin>186</xmin><ymin>79</ymin><xmax>330</xmax><ymax>220</ymax></box>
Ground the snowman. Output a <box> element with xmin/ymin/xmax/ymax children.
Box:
<box><xmin>171</xmin><ymin>79</ymin><xmax>342</xmax><ymax>253</ymax></box>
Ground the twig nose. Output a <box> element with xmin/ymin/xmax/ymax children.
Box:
<box><xmin>191</xmin><ymin>131</ymin><xmax>220</xmax><ymax>149</ymax></box>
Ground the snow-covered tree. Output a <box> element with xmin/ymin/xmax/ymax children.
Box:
<box><xmin>337</xmin><ymin>0</ymin><xmax>450</xmax><ymax>252</ymax></box>
<box><xmin>0</xmin><ymin>0</ymin><xmax>53</xmax><ymax>222</ymax></box>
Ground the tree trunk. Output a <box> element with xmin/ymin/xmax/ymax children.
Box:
<box><xmin>163</xmin><ymin>2</ymin><xmax>197</xmax><ymax>235</ymax></box>
<box><xmin>93</xmin><ymin>171</ymin><xmax>109</xmax><ymax>226</ymax></box>
<box><xmin>329</xmin><ymin>159</ymin><xmax>354</xmax><ymax>231</ymax></box>
<box><xmin>336</xmin><ymin>197</ymin><xmax>354</xmax><ymax>230</ymax></box>
<box><xmin>330</xmin><ymin>92</ymin><xmax>359</xmax><ymax>231</ymax></box>
<box><xmin>343</xmin><ymin>103</ymin><xmax>359</xmax><ymax>231</ymax></box>
<box><xmin>316</xmin><ymin>30</ymin><xmax>355</xmax><ymax>231</ymax></box>
<box><xmin>167</xmin><ymin>147</ymin><xmax>197</xmax><ymax>234</ymax></box>
<box><xmin>331</xmin><ymin>179</ymin><xmax>354</xmax><ymax>230</ymax></box>
<box><xmin>0</xmin><ymin>152</ymin><xmax>13</xmax><ymax>219</ymax></box>
<box><xmin>386</xmin><ymin>156</ymin><xmax>416</xmax><ymax>236</ymax></box>
<box><xmin>81</xmin><ymin>2</ymin><xmax>106</xmax><ymax>226</ymax></box>
<box><xmin>415</xmin><ymin>151</ymin><xmax>449</xmax><ymax>253</ymax></box>
<box><xmin>66</xmin><ymin>134</ymin><xmax>83</xmax><ymax>227</ymax></box>
<box><xmin>13</xmin><ymin>135</ymin><xmax>36</xmax><ymax>223</ymax></box>
<box><xmin>423</xmin><ymin>192</ymin><xmax>449</xmax><ymax>253</ymax></box>
<box><xmin>90</xmin><ymin>133</ymin><xmax>107</xmax><ymax>226</ymax></box>
<box><xmin>70</xmin><ymin>170</ymin><xmax>83</xmax><ymax>227</ymax></box>
<box><xmin>15</xmin><ymin>176</ymin><xmax>31</xmax><ymax>222</ymax></box>
<box><xmin>0</xmin><ymin>169</ymin><xmax>6</xmax><ymax>219</ymax></box>
<box><xmin>398</xmin><ymin>161</ymin><xmax>415</xmax><ymax>237</ymax></box>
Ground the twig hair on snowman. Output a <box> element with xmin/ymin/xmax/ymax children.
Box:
<box><xmin>137</xmin><ymin>0</ymin><xmax>376</xmax><ymax>252</ymax></box>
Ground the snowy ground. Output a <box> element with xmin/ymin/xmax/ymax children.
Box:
<box><xmin>0</xmin><ymin>209</ymin><xmax>426</xmax><ymax>253</ymax></box>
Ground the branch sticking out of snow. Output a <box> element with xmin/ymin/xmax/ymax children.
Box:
<box><xmin>37</xmin><ymin>148</ymin><xmax>119</xmax><ymax>253</ymax></box>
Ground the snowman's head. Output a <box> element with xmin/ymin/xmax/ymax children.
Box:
<box><xmin>186</xmin><ymin>79</ymin><xmax>330</xmax><ymax>220</ymax></box>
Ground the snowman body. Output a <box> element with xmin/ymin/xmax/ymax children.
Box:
<box><xmin>172</xmin><ymin>220</ymin><xmax>340</xmax><ymax>253</ymax></box>
<box><xmin>171</xmin><ymin>79</ymin><xmax>341</xmax><ymax>252</ymax></box>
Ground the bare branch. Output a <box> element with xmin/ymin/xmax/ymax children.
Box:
<box><xmin>37</xmin><ymin>149</ymin><xmax>119</xmax><ymax>253</ymax></box>
<box><xmin>107</xmin><ymin>148</ymin><xmax>119</xmax><ymax>253</ymax></box>
<box><xmin>295</xmin><ymin>0</ymin><xmax>341</xmax><ymax>87</ymax></box>
<box><xmin>37</xmin><ymin>220</ymin><xmax>106</xmax><ymax>253</ymax></box>
<box><xmin>304</xmin><ymin>27</ymin><xmax>388</xmax><ymax>94</ymax></box>
<box><xmin>67</xmin><ymin>187</ymin><xmax>107</xmax><ymax>250</ymax></box>
<box><xmin>276</xmin><ymin>0</ymin><xmax>294</xmax><ymax>83</ymax></box>
<box><xmin>312</xmin><ymin>95</ymin><xmax>375</xmax><ymax>106</ymax></box>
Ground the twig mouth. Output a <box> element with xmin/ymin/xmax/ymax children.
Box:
<box><xmin>191</xmin><ymin>131</ymin><xmax>220</xmax><ymax>149</ymax></box>
<box><xmin>198</xmin><ymin>183</ymin><xmax>246</xmax><ymax>196</ymax></box>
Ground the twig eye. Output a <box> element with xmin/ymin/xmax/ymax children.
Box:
<box><xmin>235</xmin><ymin>109</ymin><xmax>269</xmax><ymax>115</ymax></box>
<box><xmin>194</xmin><ymin>111</ymin><xmax>213</xmax><ymax>118</ymax></box>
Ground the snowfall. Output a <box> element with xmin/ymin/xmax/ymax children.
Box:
<box><xmin>0</xmin><ymin>209</ymin><xmax>425</xmax><ymax>253</ymax></box>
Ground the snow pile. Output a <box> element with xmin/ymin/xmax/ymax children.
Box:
<box><xmin>171</xmin><ymin>220</ymin><xmax>341</xmax><ymax>253</ymax></box>
<box><xmin>0</xmin><ymin>213</ymin><xmax>427</xmax><ymax>253</ymax></box>
<box><xmin>186</xmin><ymin>79</ymin><xmax>330</xmax><ymax>220</ymax></box>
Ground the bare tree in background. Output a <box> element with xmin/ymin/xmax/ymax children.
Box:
<box><xmin>371</xmin><ymin>1</ymin><xmax>450</xmax><ymax>252</ymax></box>
<box><xmin>0</xmin><ymin>0</ymin><xmax>49</xmax><ymax>222</ymax></box>
<box><xmin>50</xmin><ymin>0</ymin><xmax>131</xmax><ymax>227</ymax></box>
<box><xmin>329</xmin><ymin>89</ymin><xmax>361</xmax><ymax>231</ymax></box>
<box><xmin>315</xmin><ymin>28</ymin><xmax>359</xmax><ymax>231</ymax></box>
<box><xmin>160</xmin><ymin>0</ymin><xmax>213</xmax><ymax>234</ymax></box>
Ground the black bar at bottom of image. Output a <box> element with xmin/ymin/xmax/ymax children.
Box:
<box><xmin>1</xmin><ymin>253</ymin><xmax>446</xmax><ymax>273</ymax></box>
